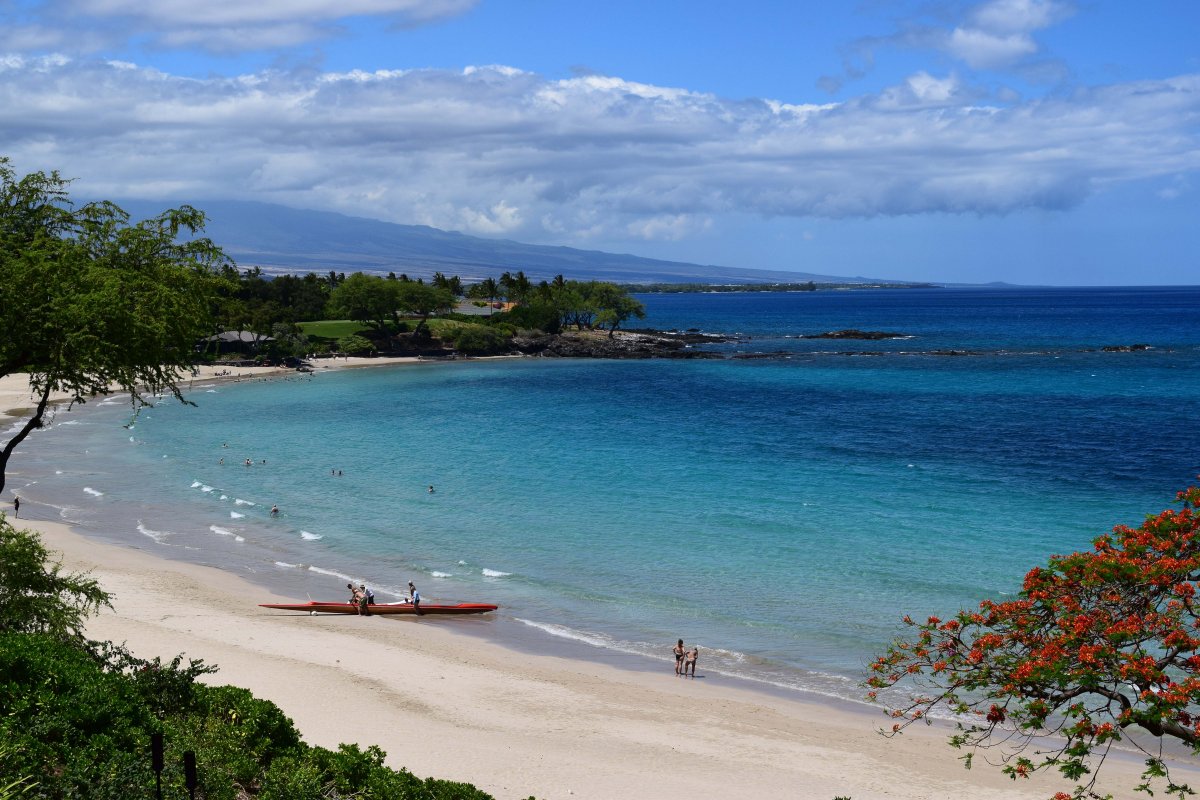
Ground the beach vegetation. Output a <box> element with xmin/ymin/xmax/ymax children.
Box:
<box><xmin>337</xmin><ymin>334</ymin><xmax>375</xmax><ymax>356</ymax></box>
<box><xmin>0</xmin><ymin>519</ymin><xmax>521</xmax><ymax>799</ymax></box>
<box><xmin>869</xmin><ymin>483</ymin><xmax>1200</xmax><ymax>799</ymax></box>
<box><xmin>0</xmin><ymin>159</ymin><xmax>233</xmax><ymax>496</ymax></box>
<box><xmin>0</xmin><ymin>519</ymin><xmax>110</xmax><ymax>642</ymax></box>
<box><xmin>452</xmin><ymin>325</ymin><xmax>511</xmax><ymax>355</ymax></box>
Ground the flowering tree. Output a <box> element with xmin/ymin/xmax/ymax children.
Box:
<box><xmin>868</xmin><ymin>484</ymin><xmax>1200</xmax><ymax>800</ymax></box>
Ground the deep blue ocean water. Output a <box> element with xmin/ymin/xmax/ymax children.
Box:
<box><xmin>11</xmin><ymin>286</ymin><xmax>1200</xmax><ymax>702</ymax></box>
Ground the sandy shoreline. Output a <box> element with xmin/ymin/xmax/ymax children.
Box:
<box><xmin>3</xmin><ymin>367</ymin><xmax>1197</xmax><ymax>799</ymax></box>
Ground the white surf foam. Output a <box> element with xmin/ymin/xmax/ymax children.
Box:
<box><xmin>209</xmin><ymin>525</ymin><xmax>245</xmax><ymax>543</ymax></box>
<box><xmin>82</xmin><ymin>487</ymin><xmax>103</xmax><ymax>497</ymax></box>
<box><xmin>136</xmin><ymin>521</ymin><xmax>172</xmax><ymax>543</ymax></box>
<box><xmin>300</xmin><ymin>531</ymin><xmax>322</xmax><ymax>540</ymax></box>
<box><xmin>191</xmin><ymin>481</ymin><xmax>202</xmax><ymax>488</ymax></box>
<box><xmin>481</xmin><ymin>568</ymin><xmax>511</xmax><ymax>578</ymax></box>
<box><xmin>230</xmin><ymin>511</ymin><xmax>245</xmax><ymax>519</ymax></box>
<box><xmin>234</xmin><ymin>498</ymin><xmax>254</xmax><ymax>506</ymax></box>
<box><xmin>306</xmin><ymin>565</ymin><xmax>356</xmax><ymax>583</ymax></box>
<box><xmin>200</xmin><ymin>485</ymin><xmax>215</xmax><ymax>493</ymax></box>
<box><xmin>429</xmin><ymin>571</ymin><xmax>452</xmax><ymax>578</ymax></box>
<box><xmin>515</xmin><ymin>618</ymin><xmax>619</xmax><ymax>650</ymax></box>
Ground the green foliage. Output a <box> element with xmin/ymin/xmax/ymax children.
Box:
<box><xmin>0</xmin><ymin>519</ymin><xmax>110</xmax><ymax>641</ymax></box>
<box><xmin>396</xmin><ymin>281</ymin><xmax>457</xmax><ymax>335</ymax></box>
<box><xmin>0</xmin><ymin>743</ymin><xmax>36</xmax><ymax>800</ymax></box>
<box><xmin>0</xmin><ymin>631</ymin><xmax>507</xmax><ymax>799</ymax></box>
<box><xmin>337</xmin><ymin>334</ymin><xmax>375</xmax><ymax>355</ymax></box>
<box><xmin>492</xmin><ymin>302</ymin><xmax>561</xmax><ymax>334</ymax></box>
<box><xmin>328</xmin><ymin>272</ymin><xmax>401</xmax><ymax>334</ymax></box>
<box><xmin>0</xmin><ymin>633</ymin><xmax>158</xmax><ymax>799</ymax></box>
<box><xmin>0</xmin><ymin>159</ymin><xmax>234</xmax><ymax>495</ymax></box>
<box><xmin>869</xmin><ymin>485</ymin><xmax>1200</xmax><ymax>799</ymax></box>
<box><xmin>453</xmin><ymin>325</ymin><xmax>511</xmax><ymax>355</ymax></box>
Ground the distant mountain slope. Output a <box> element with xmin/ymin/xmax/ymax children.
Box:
<box><xmin>116</xmin><ymin>199</ymin><xmax>900</xmax><ymax>285</ymax></box>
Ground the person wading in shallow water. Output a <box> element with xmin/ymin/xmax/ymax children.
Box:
<box><xmin>673</xmin><ymin>639</ymin><xmax>686</xmax><ymax>676</ymax></box>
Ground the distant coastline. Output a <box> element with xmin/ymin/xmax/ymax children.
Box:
<box><xmin>623</xmin><ymin>280</ymin><xmax>938</xmax><ymax>293</ymax></box>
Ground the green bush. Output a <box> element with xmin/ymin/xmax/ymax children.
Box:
<box><xmin>337</xmin><ymin>334</ymin><xmax>374</xmax><ymax>355</ymax></box>
<box><xmin>453</xmin><ymin>326</ymin><xmax>511</xmax><ymax>355</ymax></box>
<box><xmin>489</xmin><ymin>302</ymin><xmax>560</xmax><ymax>334</ymax></box>
<box><xmin>0</xmin><ymin>518</ymin><xmax>513</xmax><ymax>800</ymax></box>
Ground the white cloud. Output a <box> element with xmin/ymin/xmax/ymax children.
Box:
<box><xmin>970</xmin><ymin>0</ymin><xmax>1074</xmax><ymax>35</ymax></box>
<box><xmin>821</xmin><ymin>0</ymin><xmax>1075</xmax><ymax>88</ymax></box>
<box><xmin>7</xmin><ymin>0</ymin><xmax>478</xmax><ymax>53</ymax></box>
<box><xmin>946</xmin><ymin>0</ymin><xmax>1074</xmax><ymax>68</ymax></box>
<box><xmin>0</xmin><ymin>60</ymin><xmax>1197</xmax><ymax>244</ymax></box>
<box><xmin>946</xmin><ymin>28</ymin><xmax>1037</xmax><ymax>69</ymax></box>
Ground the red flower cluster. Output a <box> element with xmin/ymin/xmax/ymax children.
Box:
<box><xmin>867</xmin><ymin>482</ymin><xmax>1200</xmax><ymax>800</ymax></box>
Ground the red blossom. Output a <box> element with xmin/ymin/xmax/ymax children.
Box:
<box><xmin>869</xmin><ymin>482</ymin><xmax>1200</xmax><ymax>800</ymax></box>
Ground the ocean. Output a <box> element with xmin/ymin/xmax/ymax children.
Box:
<box><xmin>10</xmin><ymin>286</ymin><xmax>1200</xmax><ymax>704</ymax></box>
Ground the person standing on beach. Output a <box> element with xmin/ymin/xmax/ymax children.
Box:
<box><xmin>12</xmin><ymin>496</ymin><xmax>18</xmax><ymax>517</ymax></box>
<box><xmin>408</xmin><ymin>581</ymin><xmax>422</xmax><ymax>615</ymax></box>
<box><xmin>673</xmin><ymin>639</ymin><xmax>686</xmax><ymax>676</ymax></box>
<box><xmin>359</xmin><ymin>584</ymin><xmax>371</xmax><ymax>616</ymax></box>
<box><xmin>685</xmin><ymin>647</ymin><xmax>699</xmax><ymax>678</ymax></box>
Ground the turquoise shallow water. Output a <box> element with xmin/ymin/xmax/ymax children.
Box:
<box><xmin>11</xmin><ymin>287</ymin><xmax>1200</xmax><ymax>701</ymax></box>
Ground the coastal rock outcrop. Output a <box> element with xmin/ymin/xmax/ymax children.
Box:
<box><xmin>516</xmin><ymin>330</ymin><xmax>721</xmax><ymax>359</ymax></box>
<box><xmin>798</xmin><ymin>329</ymin><xmax>909</xmax><ymax>340</ymax></box>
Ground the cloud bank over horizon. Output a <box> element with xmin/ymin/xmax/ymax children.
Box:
<box><xmin>2</xmin><ymin>55</ymin><xmax>1197</xmax><ymax>245</ymax></box>
<box><xmin>1</xmin><ymin>0</ymin><xmax>1197</xmax><ymax>284</ymax></box>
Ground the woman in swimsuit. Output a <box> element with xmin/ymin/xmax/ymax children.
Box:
<box><xmin>673</xmin><ymin>639</ymin><xmax>686</xmax><ymax>675</ymax></box>
<box><xmin>685</xmin><ymin>647</ymin><xmax>698</xmax><ymax>677</ymax></box>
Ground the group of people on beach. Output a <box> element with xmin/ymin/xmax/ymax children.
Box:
<box><xmin>673</xmin><ymin>639</ymin><xmax>699</xmax><ymax>677</ymax></box>
<box><xmin>347</xmin><ymin>581</ymin><xmax>422</xmax><ymax>616</ymax></box>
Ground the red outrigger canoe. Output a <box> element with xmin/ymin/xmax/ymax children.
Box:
<box><xmin>259</xmin><ymin>601</ymin><xmax>498</xmax><ymax>616</ymax></box>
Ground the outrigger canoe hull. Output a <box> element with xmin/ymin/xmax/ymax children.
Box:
<box><xmin>259</xmin><ymin>601</ymin><xmax>497</xmax><ymax>616</ymax></box>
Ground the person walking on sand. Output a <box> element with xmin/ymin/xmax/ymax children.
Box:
<box><xmin>673</xmin><ymin>639</ymin><xmax>686</xmax><ymax>676</ymax></box>
<box><xmin>408</xmin><ymin>581</ymin><xmax>422</xmax><ymax>615</ymax></box>
<box><xmin>12</xmin><ymin>496</ymin><xmax>19</xmax><ymax>517</ymax></box>
<box><xmin>685</xmin><ymin>647</ymin><xmax>699</xmax><ymax>678</ymax></box>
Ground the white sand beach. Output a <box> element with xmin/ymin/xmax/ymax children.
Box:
<box><xmin>3</xmin><ymin>369</ymin><xmax>1196</xmax><ymax>800</ymax></box>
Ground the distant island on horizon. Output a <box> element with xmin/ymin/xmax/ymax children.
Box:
<box><xmin>113</xmin><ymin>198</ymin><xmax>934</xmax><ymax>288</ymax></box>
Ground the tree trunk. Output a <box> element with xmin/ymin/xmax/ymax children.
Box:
<box><xmin>0</xmin><ymin>381</ymin><xmax>54</xmax><ymax>497</ymax></box>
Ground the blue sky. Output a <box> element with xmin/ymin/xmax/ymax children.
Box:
<box><xmin>1</xmin><ymin>0</ymin><xmax>1197</xmax><ymax>285</ymax></box>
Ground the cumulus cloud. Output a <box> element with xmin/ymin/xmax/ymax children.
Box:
<box><xmin>5</xmin><ymin>0</ymin><xmax>478</xmax><ymax>53</ymax></box>
<box><xmin>819</xmin><ymin>0</ymin><xmax>1074</xmax><ymax>90</ymax></box>
<box><xmin>948</xmin><ymin>0</ymin><xmax>1074</xmax><ymax>68</ymax></box>
<box><xmin>0</xmin><ymin>58</ymin><xmax>1197</xmax><ymax>242</ymax></box>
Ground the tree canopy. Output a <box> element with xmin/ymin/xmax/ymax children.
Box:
<box><xmin>869</xmin><ymin>484</ymin><xmax>1200</xmax><ymax>799</ymax></box>
<box><xmin>0</xmin><ymin>159</ymin><xmax>232</xmax><ymax>495</ymax></box>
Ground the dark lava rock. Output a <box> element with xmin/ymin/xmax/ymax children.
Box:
<box><xmin>1101</xmin><ymin>344</ymin><xmax>1151</xmax><ymax>352</ymax></box>
<box><xmin>523</xmin><ymin>331</ymin><xmax>720</xmax><ymax>359</ymax></box>
<box><xmin>801</xmin><ymin>329</ymin><xmax>909</xmax><ymax>340</ymax></box>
